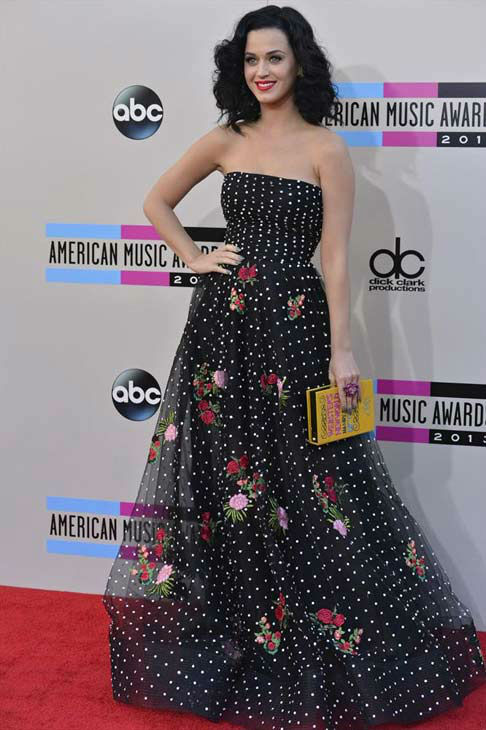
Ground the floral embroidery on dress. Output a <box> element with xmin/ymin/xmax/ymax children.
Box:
<box><xmin>311</xmin><ymin>473</ymin><xmax>351</xmax><ymax>536</ymax></box>
<box><xmin>405</xmin><ymin>539</ymin><xmax>426</xmax><ymax>580</ymax></box>
<box><xmin>237</xmin><ymin>262</ymin><xmax>258</xmax><ymax>286</ymax></box>
<box><xmin>255</xmin><ymin>592</ymin><xmax>293</xmax><ymax>654</ymax></box>
<box><xmin>308</xmin><ymin>606</ymin><xmax>364</xmax><ymax>655</ymax></box>
<box><xmin>229</xmin><ymin>286</ymin><xmax>246</xmax><ymax>314</ymax></box>
<box><xmin>287</xmin><ymin>293</ymin><xmax>305</xmax><ymax>320</ymax></box>
<box><xmin>268</xmin><ymin>496</ymin><xmax>288</xmax><ymax>536</ymax></box>
<box><xmin>199</xmin><ymin>511</ymin><xmax>221</xmax><ymax>545</ymax></box>
<box><xmin>131</xmin><ymin>526</ymin><xmax>176</xmax><ymax>598</ymax></box>
<box><xmin>148</xmin><ymin>409</ymin><xmax>178</xmax><ymax>463</ymax></box>
<box><xmin>192</xmin><ymin>362</ymin><xmax>228</xmax><ymax>428</ymax></box>
<box><xmin>260</xmin><ymin>372</ymin><xmax>289</xmax><ymax>410</ymax></box>
<box><xmin>223</xmin><ymin>454</ymin><xmax>266</xmax><ymax>523</ymax></box>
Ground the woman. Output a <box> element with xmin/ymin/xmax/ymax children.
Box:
<box><xmin>103</xmin><ymin>6</ymin><xmax>486</xmax><ymax>730</ymax></box>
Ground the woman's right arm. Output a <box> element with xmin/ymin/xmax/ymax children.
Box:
<box><xmin>142</xmin><ymin>126</ymin><xmax>243</xmax><ymax>275</ymax></box>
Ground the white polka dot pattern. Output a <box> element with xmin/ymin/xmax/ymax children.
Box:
<box><xmin>102</xmin><ymin>171</ymin><xmax>486</xmax><ymax>729</ymax></box>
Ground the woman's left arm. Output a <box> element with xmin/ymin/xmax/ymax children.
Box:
<box><xmin>317</xmin><ymin>131</ymin><xmax>361</xmax><ymax>412</ymax></box>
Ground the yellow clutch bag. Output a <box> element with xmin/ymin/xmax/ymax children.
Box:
<box><xmin>305</xmin><ymin>378</ymin><xmax>375</xmax><ymax>445</ymax></box>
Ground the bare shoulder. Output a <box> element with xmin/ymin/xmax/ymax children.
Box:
<box><xmin>312</xmin><ymin>126</ymin><xmax>350</xmax><ymax>160</ymax></box>
<box><xmin>311</xmin><ymin>127</ymin><xmax>354</xmax><ymax>188</ymax></box>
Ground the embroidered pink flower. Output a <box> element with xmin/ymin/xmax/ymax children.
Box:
<box><xmin>277</xmin><ymin>506</ymin><xmax>288</xmax><ymax>530</ymax></box>
<box><xmin>229</xmin><ymin>493</ymin><xmax>248</xmax><ymax>510</ymax></box>
<box><xmin>333</xmin><ymin>519</ymin><xmax>348</xmax><ymax>537</ymax></box>
<box><xmin>213</xmin><ymin>369</ymin><xmax>228</xmax><ymax>388</ymax></box>
<box><xmin>164</xmin><ymin>423</ymin><xmax>177</xmax><ymax>441</ymax></box>
<box><xmin>268</xmin><ymin>496</ymin><xmax>288</xmax><ymax>535</ymax></box>
<box><xmin>156</xmin><ymin>563</ymin><xmax>173</xmax><ymax>584</ymax></box>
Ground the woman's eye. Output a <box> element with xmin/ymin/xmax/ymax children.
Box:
<box><xmin>245</xmin><ymin>56</ymin><xmax>282</xmax><ymax>64</ymax></box>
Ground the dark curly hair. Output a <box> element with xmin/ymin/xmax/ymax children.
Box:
<box><xmin>212</xmin><ymin>4</ymin><xmax>339</xmax><ymax>134</ymax></box>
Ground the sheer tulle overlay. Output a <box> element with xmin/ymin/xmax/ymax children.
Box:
<box><xmin>103</xmin><ymin>171</ymin><xmax>486</xmax><ymax>730</ymax></box>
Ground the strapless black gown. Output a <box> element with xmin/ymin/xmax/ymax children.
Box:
<box><xmin>102</xmin><ymin>170</ymin><xmax>486</xmax><ymax>730</ymax></box>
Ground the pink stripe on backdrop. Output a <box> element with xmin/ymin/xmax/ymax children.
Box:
<box><xmin>120</xmin><ymin>270</ymin><xmax>170</xmax><ymax>286</ymax></box>
<box><xmin>376</xmin><ymin>426</ymin><xmax>429</xmax><ymax>443</ymax></box>
<box><xmin>384</xmin><ymin>82</ymin><xmax>438</xmax><ymax>98</ymax></box>
<box><xmin>122</xmin><ymin>224</ymin><xmax>161</xmax><ymax>240</ymax></box>
<box><xmin>377</xmin><ymin>380</ymin><xmax>431</xmax><ymax>396</ymax></box>
<box><xmin>383</xmin><ymin>131</ymin><xmax>437</xmax><ymax>147</ymax></box>
<box><xmin>120</xmin><ymin>502</ymin><xmax>170</xmax><ymax>517</ymax></box>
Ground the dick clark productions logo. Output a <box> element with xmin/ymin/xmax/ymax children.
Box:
<box><xmin>370</xmin><ymin>237</ymin><xmax>425</xmax><ymax>279</ymax></box>
<box><xmin>112</xmin><ymin>85</ymin><xmax>164</xmax><ymax>140</ymax></box>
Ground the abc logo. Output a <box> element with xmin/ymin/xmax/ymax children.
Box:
<box><xmin>370</xmin><ymin>238</ymin><xmax>425</xmax><ymax>279</ymax></box>
<box><xmin>112</xmin><ymin>369</ymin><xmax>161</xmax><ymax>421</ymax></box>
<box><xmin>112</xmin><ymin>85</ymin><xmax>164</xmax><ymax>140</ymax></box>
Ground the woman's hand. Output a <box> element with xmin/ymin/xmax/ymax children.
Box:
<box><xmin>328</xmin><ymin>349</ymin><xmax>361</xmax><ymax>413</ymax></box>
<box><xmin>188</xmin><ymin>244</ymin><xmax>243</xmax><ymax>275</ymax></box>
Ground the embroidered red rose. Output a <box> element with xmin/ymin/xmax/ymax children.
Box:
<box><xmin>229</xmin><ymin>287</ymin><xmax>246</xmax><ymax>314</ymax></box>
<box><xmin>309</xmin><ymin>607</ymin><xmax>363</xmax><ymax>655</ymax></box>
<box><xmin>327</xmin><ymin>488</ymin><xmax>337</xmax><ymax>503</ymax></box>
<box><xmin>192</xmin><ymin>362</ymin><xmax>227</xmax><ymax>429</ymax></box>
<box><xmin>260</xmin><ymin>372</ymin><xmax>289</xmax><ymax>409</ymax></box>
<box><xmin>255</xmin><ymin>593</ymin><xmax>292</xmax><ymax>655</ymax></box>
<box><xmin>237</xmin><ymin>262</ymin><xmax>258</xmax><ymax>285</ymax></box>
<box><xmin>312</xmin><ymin>473</ymin><xmax>351</xmax><ymax>537</ymax></box>
<box><xmin>317</xmin><ymin>608</ymin><xmax>333</xmax><ymax>624</ymax></box>
<box><xmin>405</xmin><ymin>539</ymin><xmax>427</xmax><ymax>580</ymax></box>
<box><xmin>226</xmin><ymin>460</ymin><xmax>240</xmax><ymax>474</ymax></box>
<box><xmin>200</xmin><ymin>524</ymin><xmax>211</xmax><ymax>542</ymax></box>
<box><xmin>201</xmin><ymin>511</ymin><xmax>211</xmax><ymax>522</ymax></box>
<box><xmin>201</xmin><ymin>409</ymin><xmax>215</xmax><ymax>425</ymax></box>
<box><xmin>132</xmin><ymin>530</ymin><xmax>176</xmax><ymax>598</ymax></box>
<box><xmin>287</xmin><ymin>293</ymin><xmax>305</xmax><ymax>320</ymax></box>
<box><xmin>239</xmin><ymin>454</ymin><xmax>249</xmax><ymax>468</ymax></box>
<box><xmin>223</xmin><ymin>453</ymin><xmax>267</xmax><ymax>523</ymax></box>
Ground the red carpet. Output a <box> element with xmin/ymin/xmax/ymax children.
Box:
<box><xmin>1</xmin><ymin>584</ymin><xmax>485</xmax><ymax>730</ymax></box>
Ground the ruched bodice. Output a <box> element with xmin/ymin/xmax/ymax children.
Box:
<box><xmin>221</xmin><ymin>171</ymin><xmax>323</xmax><ymax>267</ymax></box>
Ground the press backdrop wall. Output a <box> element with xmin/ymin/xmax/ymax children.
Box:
<box><xmin>3</xmin><ymin>0</ymin><xmax>486</xmax><ymax>628</ymax></box>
